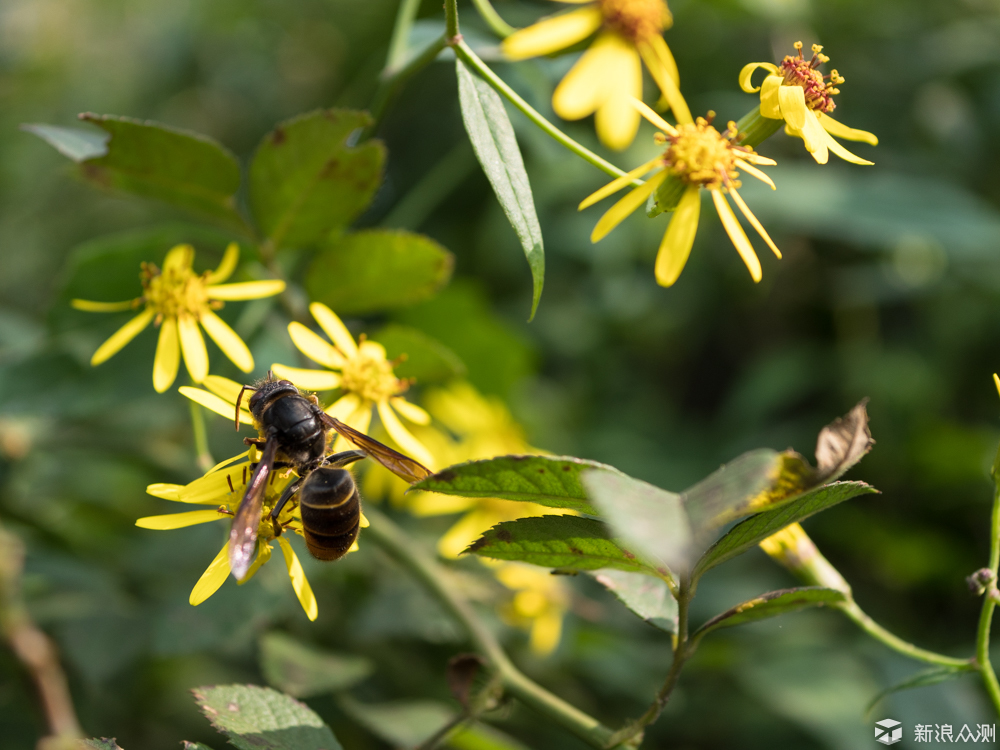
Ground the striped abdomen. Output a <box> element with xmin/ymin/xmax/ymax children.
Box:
<box><xmin>298</xmin><ymin>467</ymin><xmax>360</xmax><ymax>561</ymax></box>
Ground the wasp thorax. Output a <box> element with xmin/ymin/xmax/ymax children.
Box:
<box><xmin>663</xmin><ymin>115</ymin><xmax>743</xmax><ymax>190</ymax></box>
<box><xmin>779</xmin><ymin>41</ymin><xmax>843</xmax><ymax>114</ymax></box>
<box><xmin>338</xmin><ymin>341</ymin><xmax>407</xmax><ymax>404</ymax></box>
<box><xmin>140</xmin><ymin>248</ymin><xmax>218</xmax><ymax>323</ymax></box>
<box><xmin>598</xmin><ymin>0</ymin><xmax>670</xmax><ymax>42</ymax></box>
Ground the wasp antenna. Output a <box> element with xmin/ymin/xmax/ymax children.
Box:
<box><xmin>234</xmin><ymin>384</ymin><xmax>255</xmax><ymax>431</ymax></box>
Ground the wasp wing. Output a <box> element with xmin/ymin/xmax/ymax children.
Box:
<box><xmin>322</xmin><ymin>415</ymin><xmax>432</xmax><ymax>484</ymax></box>
<box><xmin>229</xmin><ymin>437</ymin><xmax>279</xmax><ymax>581</ymax></box>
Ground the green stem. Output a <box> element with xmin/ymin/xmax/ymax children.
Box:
<box><xmin>368</xmin><ymin>34</ymin><xmax>449</xmax><ymax>129</ymax></box>
<box><xmin>836</xmin><ymin>600</ymin><xmax>973</xmax><ymax>669</ymax></box>
<box><xmin>445</xmin><ymin>0</ymin><xmax>460</xmax><ymax>40</ymax></box>
<box><xmin>189</xmin><ymin>399</ymin><xmax>214</xmax><ymax>473</ymax></box>
<box><xmin>734</xmin><ymin>106</ymin><xmax>784</xmax><ymax>150</ymax></box>
<box><xmin>977</xmin><ymin>482</ymin><xmax>1000</xmax><ymax>715</ymax></box>
<box><xmin>364</xmin><ymin>507</ymin><xmax>621</xmax><ymax>748</ymax></box>
<box><xmin>452</xmin><ymin>40</ymin><xmax>632</xmax><ymax>182</ymax></box>
<box><xmin>386</xmin><ymin>0</ymin><xmax>423</xmax><ymax>70</ymax></box>
<box><xmin>470</xmin><ymin>0</ymin><xmax>516</xmax><ymax>38</ymax></box>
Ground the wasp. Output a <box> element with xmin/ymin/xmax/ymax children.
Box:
<box><xmin>228</xmin><ymin>373</ymin><xmax>430</xmax><ymax>579</ymax></box>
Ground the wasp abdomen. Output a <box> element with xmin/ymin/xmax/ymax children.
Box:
<box><xmin>299</xmin><ymin>467</ymin><xmax>360</xmax><ymax>561</ymax></box>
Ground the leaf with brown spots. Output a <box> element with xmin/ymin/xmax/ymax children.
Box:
<box><xmin>692</xmin><ymin>587</ymin><xmax>848</xmax><ymax>640</ymax></box>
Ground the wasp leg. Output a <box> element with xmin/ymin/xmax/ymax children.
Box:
<box><xmin>269</xmin><ymin>478</ymin><xmax>304</xmax><ymax>530</ymax></box>
<box><xmin>243</xmin><ymin>437</ymin><xmax>267</xmax><ymax>447</ymax></box>
<box><xmin>324</xmin><ymin>450</ymin><xmax>367</xmax><ymax>469</ymax></box>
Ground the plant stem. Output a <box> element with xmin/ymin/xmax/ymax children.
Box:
<box><xmin>386</xmin><ymin>0</ymin><xmax>423</xmax><ymax>70</ymax></box>
<box><xmin>452</xmin><ymin>40</ymin><xmax>633</xmax><ymax>182</ymax></box>
<box><xmin>470</xmin><ymin>0</ymin><xmax>516</xmax><ymax>38</ymax></box>
<box><xmin>364</xmin><ymin>507</ymin><xmax>622</xmax><ymax>748</ymax></box>
<box><xmin>977</xmin><ymin>482</ymin><xmax>1000</xmax><ymax>715</ymax></box>
<box><xmin>368</xmin><ymin>34</ymin><xmax>449</xmax><ymax>129</ymax></box>
<box><xmin>445</xmin><ymin>0</ymin><xmax>460</xmax><ymax>40</ymax></box>
<box><xmin>734</xmin><ymin>106</ymin><xmax>783</xmax><ymax>150</ymax></box>
<box><xmin>836</xmin><ymin>600</ymin><xmax>973</xmax><ymax>670</ymax></box>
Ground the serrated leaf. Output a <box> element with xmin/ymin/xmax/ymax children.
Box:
<box><xmin>582</xmin><ymin>470</ymin><xmax>692</xmax><ymax>572</ymax></box>
<box><xmin>259</xmin><ymin>632</ymin><xmax>373</xmax><ymax>698</ymax></box>
<box><xmin>864</xmin><ymin>666</ymin><xmax>973</xmax><ymax>719</ymax></box>
<box><xmin>692</xmin><ymin>481</ymin><xmax>878</xmax><ymax>580</ymax></box>
<box><xmin>466</xmin><ymin>516</ymin><xmax>657</xmax><ymax>574</ymax></box>
<box><xmin>306</xmin><ymin>230</ymin><xmax>453</xmax><ymax>314</ymax></box>
<box><xmin>250</xmin><ymin>109</ymin><xmax>384</xmax><ymax>249</ymax></box>
<box><xmin>693</xmin><ymin>587</ymin><xmax>847</xmax><ymax>639</ymax></box>
<box><xmin>456</xmin><ymin>59</ymin><xmax>544</xmax><ymax>320</ymax></box>
<box><xmin>70</xmin><ymin>114</ymin><xmax>246</xmax><ymax>230</ymax></box>
<box><xmin>372</xmin><ymin>324</ymin><xmax>466</xmax><ymax>383</ymax></box>
<box><xmin>193</xmin><ymin>684</ymin><xmax>342</xmax><ymax>750</ymax></box>
<box><xmin>22</xmin><ymin>123</ymin><xmax>109</xmax><ymax>161</ymax></box>
<box><xmin>414</xmin><ymin>455</ymin><xmax>625</xmax><ymax>514</ymax></box>
<box><xmin>589</xmin><ymin>569</ymin><xmax>677</xmax><ymax>633</ymax></box>
<box><xmin>80</xmin><ymin>740</ymin><xmax>124</xmax><ymax>750</ymax></box>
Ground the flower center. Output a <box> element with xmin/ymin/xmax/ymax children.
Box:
<box><xmin>598</xmin><ymin>0</ymin><xmax>668</xmax><ymax>43</ymax></box>
<box><xmin>339</xmin><ymin>344</ymin><xmax>406</xmax><ymax>404</ymax></box>
<box><xmin>661</xmin><ymin>114</ymin><xmax>743</xmax><ymax>190</ymax></box>
<box><xmin>141</xmin><ymin>262</ymin><xmax>215</xmax><ymax>321</ymax></box>
<box><xmin>778</xmin><ymin>41</ymin><xmax>843</xmax><ymax>114</ymax></box>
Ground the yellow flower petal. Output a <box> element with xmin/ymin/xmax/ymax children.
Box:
<box><xmin>733</xmin><ymin>159</ymin><xmax>776</xmax><ymax>190</ymax></box>
<box><xmin>378</xmin><ymin>400</ymin><xmax>435</xmax><ymax>468</ymax></box>
<box><xmin>189</xmin><ymin>543</ymin><xmax>230</xmax><ymax>606</ymax></box>
<box><xmin>207</xmin><ymin>450</ymin><xmax>250</xmax><ymax>475</ymax></box>
<box><xmin>173</xmin><ymin>467</ymin><xmax>246</xmax><ymax>505</ymax></box>
<box><xmin>358</xmin><ymin>339</ymin><xmax>388</xmax><ymax>361</ymax></box>
<box><xmin>179</xmin><ymin>386</ymin><xmax>254</xmax><ymax>425</ymax></box>
<box><xmin>206</xmin><ymin>242</ymin><xmax>239</xmax><ymax>285</ymax></box>
<box><xmin>271</xmin><ymin>364</ymin><xmax>342</xmax><ymax>391</ymax></box>
<box><xmin>654</xmin><ymin>186</ymin><xmax>701</xmax><ymax>287</ymax></box>
<box><xmin>591</xmin><ymin>171</ymin><xmax>667</xmax><ymax>242</ymax></box>
<box><xmin>579</xmin><ymin>158</ymin><xmax>661</xmax><ymax>211</ymax></box>
<box><xmin>203</xmin><ymin>374</ymin><xmax>244</xmax><ymax>403</ymax></box>
<box><xmin>630</xmin><ymin>98</ymin><xmax>677</xmax><ymax>136</ymax></box>
<box><xmin>530</xmin><ymin>610</ymin><xmax>563</xmax><ymax>656</ymax></box>
<box><xmin>200</xmin><ymin>310</ymin><xmax>254</xmax><ymax>373</ymax></box>
<box><xmin>760</xmin><ymin>75</ymin><xmax>783</xmax><ymax>119</ymax></box>
<box><xmin>309</xmin><ymin>302</ymin><xmax>358</xmax><ymax>357</ymax></box>
<box><xmin>153</xmin><ymin>316</ymin><xmax>181</xmax><ymax>393</ymax></box>
<box><xmin>90</xmin><ymin>308</ymin><xmax>155</xmax><ymax>366</ymax></box>
<box><xmin>136</xmin><ymin>509</ymin><xmax>228</xmax><ymax>529</ymax></box>
<box><xmin>712</xmin><ymin>189</ymin><xmax>761</xmax><ymax>283</ymax></box>
<box><xmin>777</xmin><ymin>84</ymin><xmax>808</xmax><ymax>131</ymax></box>
<box><xmin>637</xmin><ymin>39</ymin><xmax>692</xmax><ymax>125</ymax></box>
<box><xmin>72</xmin><ymin>299</ymin><xmax>136</xmax><ymax>312</ymax></box>
<box><xmin>146</xmin><ymin>483</ymin><xmax>182</xmax><ymax>500</ymax></box>
<box><xmin>206</xmin><ymin>280</ymin><xmax>285</xmax><ymax>301</ymax></box>
<box><xmin>288</xmin><ymin>322</ymin><xmax>347</xmax><ymax>369</ymax></box>
<box><xmin>408</xmin><ymin>492</ymin><xmax>477</xmax><ymax>517</ymax></box>
<box><xmin>178</xmin><ymin>315</ymin><xmax>209</xmax><ymax>384</ymax></box>
<box><xmin>390</xmin><ymin>397</ymin><xmax>431</xmax><ymax>425</ymax></box>
<box><xmin>237</xmin><ymin>540</ymin><xmax>272</xmax><ymax>585</ymax></box>
<box><xmin>819</xmin><ymin>124</ymin><xmax>874</xmax><ymax>166</ymax></box>
<box><xmin>326</xmin><ymin>392</ymin><xmax>362</xmax><ymax>421</ymax></box>
<box><xmin>594</xmin><ymin>46</ymin><xmax>643</xmax><ymax>150</ymax></box>
<box><xmin>278</xmin><ymin>537</ymin><xmax>318</xmax><ymax>621</ymax></box>
<box><xmin>359</xmin><ymin>512</ymin><xmax>370</xmax><ymax>528</ymax></box>
<box><xmin>438</xmin><ymin>510</ymin><xmax>497</xmax><ymax>558</ymax></box>
<box><xmin>552</xmin><ymin>31</ymin><xmax>621</xmax><ymax>120</ymax></box>
<box><xmin>738</xmin><ymin>62</ymin><xmax>779</xmax><ymax>93</ymax></box>
<box><xmin>994</xmin><ymin>373</ymin><xmax>1000</xmax><ymax>399</ymax></box>
<box><xmin>727</xmin><ymin>185</ymin><xmax>781</xmax><ymax>259</ymax></box>
<box><xmin>817</xmin><ymin>112</ymin><xmax>878</xmax><ymax>146</ymax></box>
<box><xmin>645</xmin><ymin>35</ymin><xmax>679</xmax><ymax>91</ymax></box>
<box><xmin>796</xmin><ymin>111</ymin><xmax>830</xmax><ymax>164</ymax></box>
<box><xmin>333</xmin><ymin>402</ymin><xmax>372</xmax><ymax>453</ymax></box>
<box><xmin>163</xmin><ymin>244</ymin><xmax>194</xmax><ymax>273</ymax></box>
<box><xmin>502</xmin><ymin>6</ymin><xmax>602</xmax><ymax>60</ymax></box>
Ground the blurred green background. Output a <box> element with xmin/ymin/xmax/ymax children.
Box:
<box><xmin>2</xmin><ymin>0</ymin><xmax>1000</xmax><ymax>747</ymax></box>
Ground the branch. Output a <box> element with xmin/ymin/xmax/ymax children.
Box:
<box><xmin>977</xmin><ymin>480</ymin><xmax>1000</xmax><ymax>714</ymax></box>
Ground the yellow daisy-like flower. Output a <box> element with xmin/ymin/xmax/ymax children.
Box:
<box><xmin>136</xmin><ymin>449</ymin><xmax>355</xmax><ymax>620</ymax></box>
<box><xmin>739</xmin><ymin>42</ymin><xmax>878</xmax><ymax>165</ymax></box>
<box><xmin>582</xmin><ymin>100</ymin><xmax>780</xmax><ymax>286</ymax></box>
<box><xmin>495</xmin><ymin>563</ymin><xmax>571</xmax><ymax>656</ymax></box>
<box><xmin>272</xmin><ymin>302</ymin><xmax>434</xmax><ymax>468</ymax></box>
<box><xmin>72</xmin><ymin>243</ymin><xmax>285</xmax><ymax>393</ymax></box>
<box><xmin>502</xmin><ymin>0</ymin><xmax>689</xmax><ymax>150</ymax></box>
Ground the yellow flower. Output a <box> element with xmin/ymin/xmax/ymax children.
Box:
<box><xmin>137</xmin><ymin>449</ymin><xmax>365</xmax><ymax>620</ymax></box>
<box><xmin>502</xmin><ymin>0</ymin><xmax>689</xmax><ymax>150</ymax></box>
<box><xmin>758</xmin><ymin>523</ymin><xmax>850</xmax><ymax>593</ymax></box>
<box><xmin>581</xmin><ymin>100</ymin><xmax>780</xmax><ymax>286</ymax></box>
<box><xmin>273</xmin><ymin>302</ymin><xmax>434</xmax><ymax>468</ymax></box>
<box><xmin>495</xmin><ymin>563</ymin><xmax>570</xmax><ymax>655</ymax></box>
<box><xmin>72</xmin><ymin>243</ymin><xmax>285</xmax><ymax>393</ymax></box>
<box><xmin>739</xmin><ymin>42</ymin><xmax>878</xmax><ymax>165</ymax></box>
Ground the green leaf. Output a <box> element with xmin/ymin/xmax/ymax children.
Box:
<box><xmin>372</xmin><ymin>324</ymin><xmax>466</xmax><ymax>383</ymax></box>
<box><xmin>306</xmin><ymin>230</ymin><xmax>453</xmax><ymax>314</ymax></box>
<box><xmin>456</xmin><ymin>59</ymin><xmax>544</xmax><ymax>320</ymax></box>
<box><xmin>465</xmin><ymin>516</ymin><xmax>658</xmax><ymax>574</ymax></box>
<box><xmin>413</xmin><ymin>455</ymin><xmax>627</xmax><ymax>514</ymax></box>
<box><xmin>692</xmin><ymin>481</ymin><xmax>878</xmax><ymax>580</ymax></box>
<box><xmin>22</xmin><ymin>123</ymin><xmax>109</xmax><ymax>161</ymax></box>
<box><xmin>864</xmin><ymin>666</ymin><xmax>973</xmax><ymax>720</ymax></box>
<box><xmin>249</xmin><ymin>109</ymin><xmax>384</xmax><ymax>249</ymax></box>
<box><xmin>259</xmin><ymin>632</ymin><xmax>373</xmax><ymax>698</ymax></box>
<box><xmin>193</xmin><ymin>684</ymin><xmax>342</xmax><ymax>750</ymax></box>
<box><xmin>693</xmin><ymin>587</ymin><xmax>847</xmax><ymax>639</ymax></box>
<box><xmin>80</xmin><ymin>741</ymin><xmax>124</xmax><ymax>750</ymax></box>
<box><xmin>336</xmin><ymin>695</ymin><xmax>453</xmax><ymax>749</ymax></box>
<box><xmin>582</xmin><ymin>470</ymin><xmax>692</xmax><ymax>572</ymax></box>
<box><xmin>681</xmin><ymin>448</ymin><xmax>791</xmax><ymax>531</ymax></box>
<box><xmin>589</xmin><ymin>569</ymin><xmax>677</xmax><ymax>633</ymax></box>
<box><xmin>182</xmin><ymin>744</ymin><xmax>217</xmax><ymax>750</ymax></box>
<box><xmin>70</xmin><ymin>114</ymin><xmax>246</xmax><ymax>230</ymax></box>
